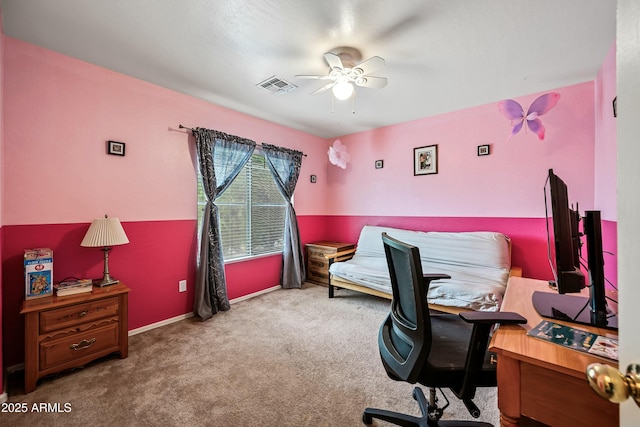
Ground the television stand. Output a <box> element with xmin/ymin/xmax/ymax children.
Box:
<box><xmin>532</xmin><ymin>291</ymin><xmax>618</xmax><ymax>330</ymax></box>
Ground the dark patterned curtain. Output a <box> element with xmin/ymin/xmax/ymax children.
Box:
<box><xmin>193</xmin><ymin>128</ymin><xmax>256</xmax><ymax>320</ymax></box>
<box><xmin>261</xmin><ymin>143</ymin><xmax>305</xmax><ymax>289</ymax></box>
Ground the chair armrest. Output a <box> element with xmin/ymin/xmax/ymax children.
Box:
<box><xmin>421</xmin><ymin>274</ymin><xmax>451</xmax><ymax>291</ymax></box>
<box><xmin>454</xmin><ymin>311</ymin><xmax>526</xmax><ymax>401</ymax></box>
<box><xmin>422</xmin><ymin>273</ymin><xmax>451</xmax><ymax>282</ymax></box>
<box><xmin>459</xmin><ymin>311</ymin><xmax>527</xmax><ymax>325</ymax></box>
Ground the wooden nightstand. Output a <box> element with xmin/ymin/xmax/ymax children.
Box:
<box><xmin>20</xmin><ymin>283</ymin><xmax>130</xmax><ymax>393</ymax></box>
<box><xmin>306</xmin><ymin>241</ymin><xmax>355</xmax><ymax>285</ymax></box>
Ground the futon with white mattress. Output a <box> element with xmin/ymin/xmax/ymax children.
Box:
<box><xmin>327</xmin><ymin>225</ymin><xmax>519</xmax><ymax>312</ymax></box>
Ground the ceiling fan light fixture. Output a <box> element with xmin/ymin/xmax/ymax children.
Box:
<box><xmin>332</xmin><ymin>81</ymin><xmax>354</xmax><ymax>101</ymax></box>
<box><xmin>295</xmin><ymin>47</ymin><xmax>386</xmax><ymax>102</ymax></box>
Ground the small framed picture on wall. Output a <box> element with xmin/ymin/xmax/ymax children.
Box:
<box><xmin>107</xmin><ymin>140</ymin><xmax>126</xmax><ymax>156</ymax></box>
<box><xmin>477</xmin><ymin>145</ymin><xmax>490</xmax><ymax>156</ymax></box>
<box><xmin>414</xmin><ymin>144</ymin><xmax>438</xmax><ymax>176</ymax></box>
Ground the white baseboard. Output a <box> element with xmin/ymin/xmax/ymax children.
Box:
<box><xmin>128</xmin><ymin>312</ymin><xmax>195</xmax><ymax>336</ymax></box>
<box><xmin>229</xmin><ymin>284</ymin><xmax>281</xmax><ymax>304</ymax></box>
<box><xmin>128</xmin><ymin>284</ymin><xmax>281</xmax><ymax>336</ymax></box>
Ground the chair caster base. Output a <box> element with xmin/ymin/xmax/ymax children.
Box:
<box><xmin>362</xmin><ymin>387</ymin><xmax>493</xmax><ymax>427</ymax></box>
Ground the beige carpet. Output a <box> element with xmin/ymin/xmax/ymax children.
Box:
<box><xmin>4</xmin><ymin>283</ymin><xmax>499</xmax><ymax>426</ymax></box>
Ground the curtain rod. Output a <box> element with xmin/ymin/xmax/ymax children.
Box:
<box><xmin>179</xmin><ymin>124</ymin><xmax>306</xmax><ymax>157</ymax></box>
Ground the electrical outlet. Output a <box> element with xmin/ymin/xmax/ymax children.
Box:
<box><xmin>179</xmin><ymin>280</ymin><xmax>187</xmax><ymax>293</ymax></box>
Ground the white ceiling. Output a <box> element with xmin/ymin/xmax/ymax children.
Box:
<box><xmin>0</xmin><ymin>0</ymin><xmax>616</xmax><ymax>139</ymax></box>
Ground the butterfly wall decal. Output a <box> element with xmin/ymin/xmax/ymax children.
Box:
<box><xmin>497</xmin><ymin>93</ymin><xmax>561</xmax><ymax>140</ymax></box>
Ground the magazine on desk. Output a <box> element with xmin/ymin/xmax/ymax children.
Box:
<box><xmin>527</xmin><ymin>320</ymin><xmax>618</xmax><ymax>361</ymax></box>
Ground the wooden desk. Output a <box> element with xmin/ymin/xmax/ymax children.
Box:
<box><xmin>489</xmin><ymin>277</ymin><xmax>619</xmax><ymax>427</ymax></box>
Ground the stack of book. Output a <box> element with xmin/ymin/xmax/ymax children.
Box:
<box><xmin>54</xmin><ymin>279</ymin><xmax>93</xmax><ymax>297</ymax></box>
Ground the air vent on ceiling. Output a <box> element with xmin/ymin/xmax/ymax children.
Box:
<box><xmin>257</xmin><ymin>76</ymin><xmax>297</xmax><ymax>95</ymax></box>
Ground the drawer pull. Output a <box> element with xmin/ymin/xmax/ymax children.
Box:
<box><xmin>70</xmin><ymin>338</ymin><xmax>96</xmax><ymax>351</ymax></box>
<box><xmin>78</xmin><ymin>311</ymin><xmax>88</xmax><ymax>317</ymax></box>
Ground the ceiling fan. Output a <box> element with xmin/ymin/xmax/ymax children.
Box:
<box><xmin>296</xmin><ymin>47</ymin><xmax>387</xmax><ymax>100</ymax></box>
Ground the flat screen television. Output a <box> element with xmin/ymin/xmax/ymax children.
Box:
<box><xmin>532</xmin><ymin>169</ymin><xmax>617</xmax><ymax>330</ymax></box>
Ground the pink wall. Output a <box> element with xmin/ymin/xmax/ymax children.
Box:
<box><xmin>320</xmin><ymin>82</ymin><xmax>611</xmax><ymax>286</ymax></box>
<box><xmin>2</xmin><ymin>218</ymin><xmax>317</xmax><ymax>367</ymax></box>
<box><xmin>0</xmin><ymin>11</ymin><xmax>5</xmax><ymax>396</ymax></box>
<box><xmin>2</xmin><ymin>38</ymin><xmax>330</xmax><ymax>226</ymax></box>
<box><xmin>594</xmin><ymin>43</ymin><xmax>618</xmax><ymax>286</ymax></box>
<box><xmin>325</xmin><ymin>83</ymin><xmax>596</xmax><ymax>217</ymax></box>
<box><xmin>322</xmin><ymin>215</ymin><xmax>549</xmax><ymax>279</ymax></box>
<box><xmin>595</xmin><ymin>43</ymin><xmax>617</xmax><ymax>222</ymax></box>
<box><xmin>1</xmin><ymin>34</ymin><xmax>619</xmax><ymax>371</ymax></box>
<box><xmin>1</xmin><ymin>38</ymin><xmax>331</xmax><ymax>367</ymax></box>
<box><xmin>2</xmin><ymin>221</ymin><xmax>198</xmax><ymax>365</ymax></box>
<box><xmin>323</xmin><ymin>44</ymin><xmax>618</xmax><ymax>288</ymax></box>
<box><xmin>318</xmin><ymin>215</ymin><xmax>618</xmax><ymax>286</ymax></box>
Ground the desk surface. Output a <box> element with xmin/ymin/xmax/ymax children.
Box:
<box><xmin>489</xmin><ymin>276</ymin><xmax>619</xmax><ymax>427</ymax></box>
<box><xmin>490</xmin><ymin>276</ymin><xmax>618</xmax><ymax>376</ymax></box>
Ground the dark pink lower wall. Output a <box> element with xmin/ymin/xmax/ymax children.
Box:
<box><xmin>1</xmin><ymin>220</ymin><xmax>195</xmax><ymax>366</ymax></box>
<box><xmin>0</xmin><ymin>227</ymin><xmax>4</xmax><ymax>395</ymax></box>
<box><xmin>1</xmin><ymin>219</ymin><xmax>292</xmax><ymax>367</ymax></box>
<box><xmin>319</xmin><ymin>216</ymin><xmax>550</xmax><ymax>279</ymax></box>
<box><xmin>224</xmin><ymin>255</ymin><xmax>282</xmax><ymax>299</ymax></box>
<box><xmin>1</xmin><ymin>214</ymin><xmax>617</xmax><ymax>368</ymax></box>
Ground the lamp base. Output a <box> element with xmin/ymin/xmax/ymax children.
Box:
<box><xmin>93</xmin><ymin>278</ymin><xmax>120</xmax><ymax>287</ymax></box>
<box><xmin>94</xmin><ymin>247</ymin><xmax>120</xmax><ymax>287</ymax></box>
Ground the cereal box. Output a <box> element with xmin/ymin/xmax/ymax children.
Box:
<box><xmin>24</xmin><ymin>248</ymin><xmax>53</xmax><ymax>299</ymax></box>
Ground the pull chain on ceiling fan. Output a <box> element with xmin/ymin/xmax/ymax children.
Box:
<box><xmin>296</xmin><ymin>47</ymin><xmax>387</xmax><ymax>101</ymax></box>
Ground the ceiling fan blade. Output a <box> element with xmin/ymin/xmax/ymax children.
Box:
<box><xmin>311</xmin><ymin>81</ymin><xmax>337</xmax><ymax>94</ymax></box>
<box><xmin>353</xmin><ymin>56</ymin><xmax>385</xmax><ymax>75</ymax></box>
<box><xmin>323</xmin><ymin>53</ymin><xmax>343</xmax><ymax>70</ymax></box>
<box><xmin>295</xmin><ymin>74</ymin><xmax>333</xmax><ymax>80</ymax></box>
<box><xmin>354</xmin><ymin>76</ymin><xmax>388</xmax><ymax>89</ymax></box>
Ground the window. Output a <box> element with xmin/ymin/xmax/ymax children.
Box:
<box><xmin>197</xmin><ymin>152</ymin><xmax>287</xmax><ymax>261</ymax></box>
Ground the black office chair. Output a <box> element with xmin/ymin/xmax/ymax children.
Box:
<box><xmin>363</xmin><ymin>233</ymin><xmax>526</xmax><ymax>427</ymax></box>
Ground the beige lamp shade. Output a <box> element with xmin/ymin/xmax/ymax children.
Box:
<box><xmin>81</xmin><ymin>216</ymin><xmax>129</xmax><ymax>247</ymax></box>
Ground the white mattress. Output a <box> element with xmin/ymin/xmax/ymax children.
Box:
<box><xmin>329</xmin><ymin>225</ymin><xmax>512</xmax><ymax>311</ymax></box>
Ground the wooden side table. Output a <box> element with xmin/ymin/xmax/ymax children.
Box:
<box><xmin>305</xmin><ymin>241</ymin><xmax>355</xmax><ymax>285</ymax></box>
<box><xmin>20</xmin><ymin>283</ymin><xmax>130</xmax><ymax>393</ymax></box>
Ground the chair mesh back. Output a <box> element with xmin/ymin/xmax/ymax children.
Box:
<box><xmin>380</xmin><ymin>233</ymin><xmax>432</xmax><ymax>383</ymax></box>
<box><xmin>388</xmin><ymin>243</ymin><xmax>418</xmax><ymax>328</ymax></box>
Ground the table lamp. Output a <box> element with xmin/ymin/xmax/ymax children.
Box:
<box><xmin>81</xmin><ymin>215</ymin><xmax>129</xmax><ymax>287</ymax></box>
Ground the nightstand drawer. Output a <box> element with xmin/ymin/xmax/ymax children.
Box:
<box><xmin>39</xmin><ymin>323</ymin><xmax>119</xmax><ymax>370</ymax></box>
<box><xmin>40</xmin><ymin>297</ymin><xmax>119</xmax><ymax>334</ymax></box>
<box><xmin>308</xmin><ymin>267</ymin><xmax>330</xmax><ymax>284</ymax></box>
<box><xmin>308</xmin><ymin>257</ymin><xmax>329</xmax><ymax>270</ymax></box>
